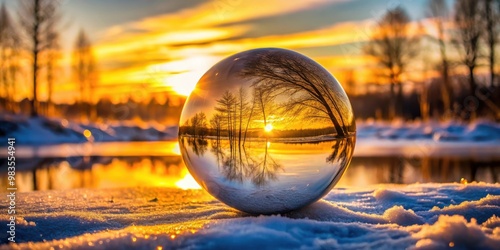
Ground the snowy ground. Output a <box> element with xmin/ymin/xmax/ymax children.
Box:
<box><xmin>0</xmin><ymin>115</ymin><xmax>177</xmax><ymax>145</ymax></box>
<box><xmin>1</xmin><ymin>116</ymin><xmax>498</xmax><ymax>249</ymax></box>
<box><xmin>1</xmin><ymin>183</ymin><xmax>499</xmax><ymax>249</ymax></box>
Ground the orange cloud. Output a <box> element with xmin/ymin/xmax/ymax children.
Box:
<box><xmin>52</xmin><ymin>0</ymin><xmax>442</xmax><ymax>103</ymax></box>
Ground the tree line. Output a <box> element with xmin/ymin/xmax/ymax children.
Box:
<box><xmin>0</xmin><ymin>0</ymin><xmax>97</xmax><ymax>117</ymax></box>
<box><xmin>364</xmin><ymin>0</ymin><xmax>500</xmax><ymax>121</ymax></box>
<box><xmin>3</xmin><ymin>95</ymin><xmax>184</xmax><ymax>123</ymax></box>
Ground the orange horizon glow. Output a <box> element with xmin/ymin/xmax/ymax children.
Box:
<box><xmin>8</xmin><ymin>0</ymin><xmax>477</xmax><ymax>104</ymax></box>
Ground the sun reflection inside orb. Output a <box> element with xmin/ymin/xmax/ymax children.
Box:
<box><xmin>264</xmin><ymin>124</ymin><xmax>273</xmax><ymax>132</ymax></box>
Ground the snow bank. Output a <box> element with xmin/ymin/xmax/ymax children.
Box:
<box><xmin>411</xmin><ymin>215</ymin><xmax>499</xmax><ymax>250</ymax></box>
<box><xmin>0</xmin><ymin>115</ymin><xmax>177</xmax><ymax>145</ymax></box>
<box><xmin>1</xmin><ymin>182</ymin><xmax>499</xmax><ymax>249</ymax></box>
<box><xmin>2</xmin><ymin>114</ymin><xmax>500</xmax><ymax>147</ymax></box>
<box><xmin>357</xmin><ymin>119</ymin><xmax>500</xmax><ymax>142</ymax></box>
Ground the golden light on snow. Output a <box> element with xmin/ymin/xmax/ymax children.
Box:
<box><xmin>460</xmin><ymin>178</ymin><xmax>468</xmax><ymax>184</ymax></box>
<box><xmin>83</xmin><ymin>129</ymin><xmax>92</xmax><ymax>138</ymax></box>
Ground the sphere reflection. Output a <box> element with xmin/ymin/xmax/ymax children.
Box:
<box><xmin>179</xmin><ymin>48</ymin><xmax>356</xmax><ymax>214</ymax></box>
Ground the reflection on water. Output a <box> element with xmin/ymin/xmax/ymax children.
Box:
<box><xmin>181</xmin><ymin>137</ymin><xmax>356</xmax><ymax>186</ymax></box>
<box><xmin>339</xmin><ymin>156</ymin><xmax>499</xmax><ymax>186</ymax></box>
<box><xmin>0</xmin><ymin>142</ymin><xmax>498</xmax><ymax>192</ymax></box>
<box><xmin>180</xmin><ymin>136</ymin><xmax>355</xmax><ymax>213</ymax></box>
<box><xmin>0</xmin><ymin>156</ymin><xmax>192</xmax><ymax>192</ymax></box>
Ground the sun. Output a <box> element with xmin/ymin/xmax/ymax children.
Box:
<box><xmin>171</xmin><ymin>82</ymin><xmax>197</xmax><ymax>97</ymax></box>
<box><xmin>175</xmin><ymin>172</ymin><xmax>201</xmax><ymax>190</ymax></box>
<box><xmin>264</xmin><ymin>124</ymin><xmax>273</xmax><ymax>132</ymax></box>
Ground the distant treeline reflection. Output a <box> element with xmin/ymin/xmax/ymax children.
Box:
<box><xmin>180</xmin><ymin>125</ymin><xmax>337</xmax><ymax>139</ymax></box>
<box><xmin>180</xmin><ymin>137</ymin><xmax>354</xmax><ymax>186</ymax></box>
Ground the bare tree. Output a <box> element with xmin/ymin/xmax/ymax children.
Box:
<box><xmin>210</xmin><ymin>113</ymin><xmax>223</xmax><ymax>141</ymax></box>
<box><xmin>18</xmin><ymin>0</ymin><xmax>63</xmax><ymax>117</ymax></box>
<box><xmin>242</xmin><ymin>88</ymin><xmax>256</xmax><ymax>145</ymax></box>
<box><xmin>237</xmin><ymin>87</ymin><xmax>247</xmax><ymax>145</ymax></box>
<box><xmin>427</xmin><ymin>0</ymin><xmax>454</xmax><ymax>117</ymax></box>
<box><xmin>453</xmin><ymin>0</ymin><xmax>482</xmax><ymax>96</ymax></box>
<box><xmin>190</xmin><ymin>112</ymin><xmax>207</xmax><ymax>138</ymax></box>
<box><xmin>482</xmin><ymin>0</ymin><xmax>499</xmax><ymax>87</ymax></box>
<box><xmin>45</xmin><ymin>12</ymin><xmax>61</xmax><ymax>116</ymax></box>
<box><xmin>364</xmin><ymin>7</ymin><xmax>420</xmax><ymax>120</ymax></box>
<box><xmin>0</xmin><ymin>3</ymin><xmax>20</xmax><ymax>113</ymax></box>
<box><xmin>253</xmin><ymin>84</ymin><xmax>275</xmax><ymax>131</ymax></box>
<box><xmin>241</xmin><ymin>50</ymin><xmax>352</xmax><ymax>137</ymax></box>
<box><xmin>73</xmin><ymin>28</ymin><xmax>98</xmax><ymax>119</ymax></box>
<box><xmin>343</xmin><ymin>69</ymin><xmax>356</xmax><ymax>96</ymax></box>
<box><xmin>215</xmin><ymin>91</ymin><xmax>237</xmax><ymax>139</ymax></box>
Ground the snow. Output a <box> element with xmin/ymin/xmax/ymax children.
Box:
<box><xmin>2</xmin><ymin>115</ymin><xmax>500</xmax><ymax>147</ymax></box>
<box><xmin>1</xmin><ymin>183</ymin><xmax>499</xmax><ymax>249</ymax></box>
<box><xmin>1</xmin><ymin>115</ymin><xmax>498</xmax><ymax>248</ymax></box>
<box><xmin>0</xmin><ymin>115</ymin><xmax>177</xmax><ymax>145</ymax></box>
<box><xmin>357</xmin><ymin>119</ymin><xmax>500</xmax><ymax>142</ymax></box>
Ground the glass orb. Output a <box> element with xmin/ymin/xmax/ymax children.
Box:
<box><xmin>179</xmin><ymin>48</ymin><xmax>356</xmax><ymax>214</ymax></box>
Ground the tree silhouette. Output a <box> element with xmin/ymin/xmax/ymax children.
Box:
<box><xmin>240</xmin><ymin>50</ymin><xmax>352</xmax><ymax>137</ymax></box>
<box><xmin>18</xmin><ymin>0</ymin><xmax>63</xmax><ymax>117</ymax></box>
<box><xmin>245</xmin><ymin>142</ymin><xmax>282</xmax><ymax>186</ymax></box>
<box><xmin>326</xmin><ymin>137</ymin><xmax>355</xmax><ymax>167</ymax></box>
<box><xmin>215</xmin><ymin>90</ymin><xmax>238</xmax><ymax>152</ymax></box>
<box><xmin>453</xmin><ymin>0</ymin><xmax>482</xmax><ymax>96</ymax></box>
<box><xmin>73</xmin><ymin>28</ymin><xmax>98</xmax><ymax>120</ymax></box>
<box><xmin>253</xmin><ymin>84</ymin><xmax>276</xmax><ymax>132</ymax></box>
<box><xmin>427</xmin><ymin>0</ymin><xmax>454</xmax><ymax>117</ymax></box>
<box><xmin>237</xmin><ymin>87</ymin><xmax>247</xmax><ymax>145</ymax></box>
<box><xmin>0</xmin><ymin>3</ymin><xmax>20</xmax><ymax>113</ymax></box>
<box><xmin>482</xmin><ymin>0</ymin><xmax>499</xmax><ymax>87</ymax></box>
<box><xmin>210</xmin><ymin>113</ymin><xmax>223</xmax><ymax>141</ymax></box>
<box><xmin>186</xmin><ymin>137</ymin><xmax>208</xmax><ymax>156</ymax></box>
<box><xmin>242</xmin><ymin>88</ymin><xmax>256</xmax><ymax>145</ymax></box>
<box><xmin>44</xmin><ymin>11</ymin><xmax>62</xmax><ymax>116</ymax></box>
<box><xmin>364</xmin><ymin>7</ymin><xmax>420</xmax><ymax>120</ymax></box>
<box><xmin>190</xmin><ymin>112</ymin><xmax>207</xmax><ymax>139</ymax></box>
<box><xmin>208</xmin><ymin>137</ymin><xmax>283</xmax><ymax>187</ymax></box>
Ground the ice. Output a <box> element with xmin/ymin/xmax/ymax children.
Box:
<box><xmin>1</xmin><ymin>183</ymin><xmax>499</xmax><ymax>249</ymax></box>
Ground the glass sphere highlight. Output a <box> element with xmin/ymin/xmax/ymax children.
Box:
<box><xmin>179</xmin><ymin>48</ymin><xmax>356</xmax><ymax>214</ymax></box>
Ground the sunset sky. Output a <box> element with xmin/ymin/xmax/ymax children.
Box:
<box><xmin>3</xmin><ymin>0</ymin><xmax>453</xmax><ymax>103</ymax></box>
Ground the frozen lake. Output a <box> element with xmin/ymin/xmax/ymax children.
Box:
<box><xmin>1</xmin><ymin>141</ymin><xmax>499</xmax><ymax>192</ymax></box>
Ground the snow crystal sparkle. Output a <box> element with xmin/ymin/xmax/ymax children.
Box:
<box><xmin>178</xmin><ymin>48</ymin><xmax>356</xmax><ymax>214</ymax></box>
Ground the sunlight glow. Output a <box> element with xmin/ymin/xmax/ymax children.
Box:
<box><xmin>175</xmin><ymin>172</ymin><xmax>201</xmax><ymax>190</ymax></box>
<box><xmin>264</xmin><ymin>124</ymin><xmax>274</xmax><ymax>132</ymax></box>
<box><xmin>151</xmin><ymin>55</ymin><xmax>219</xmax><ymax>96</ymax></box>
<box><xmin>172</xmin><ymin>143</ymin><xmax>181</xmax><ymax>155</ymax></box>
